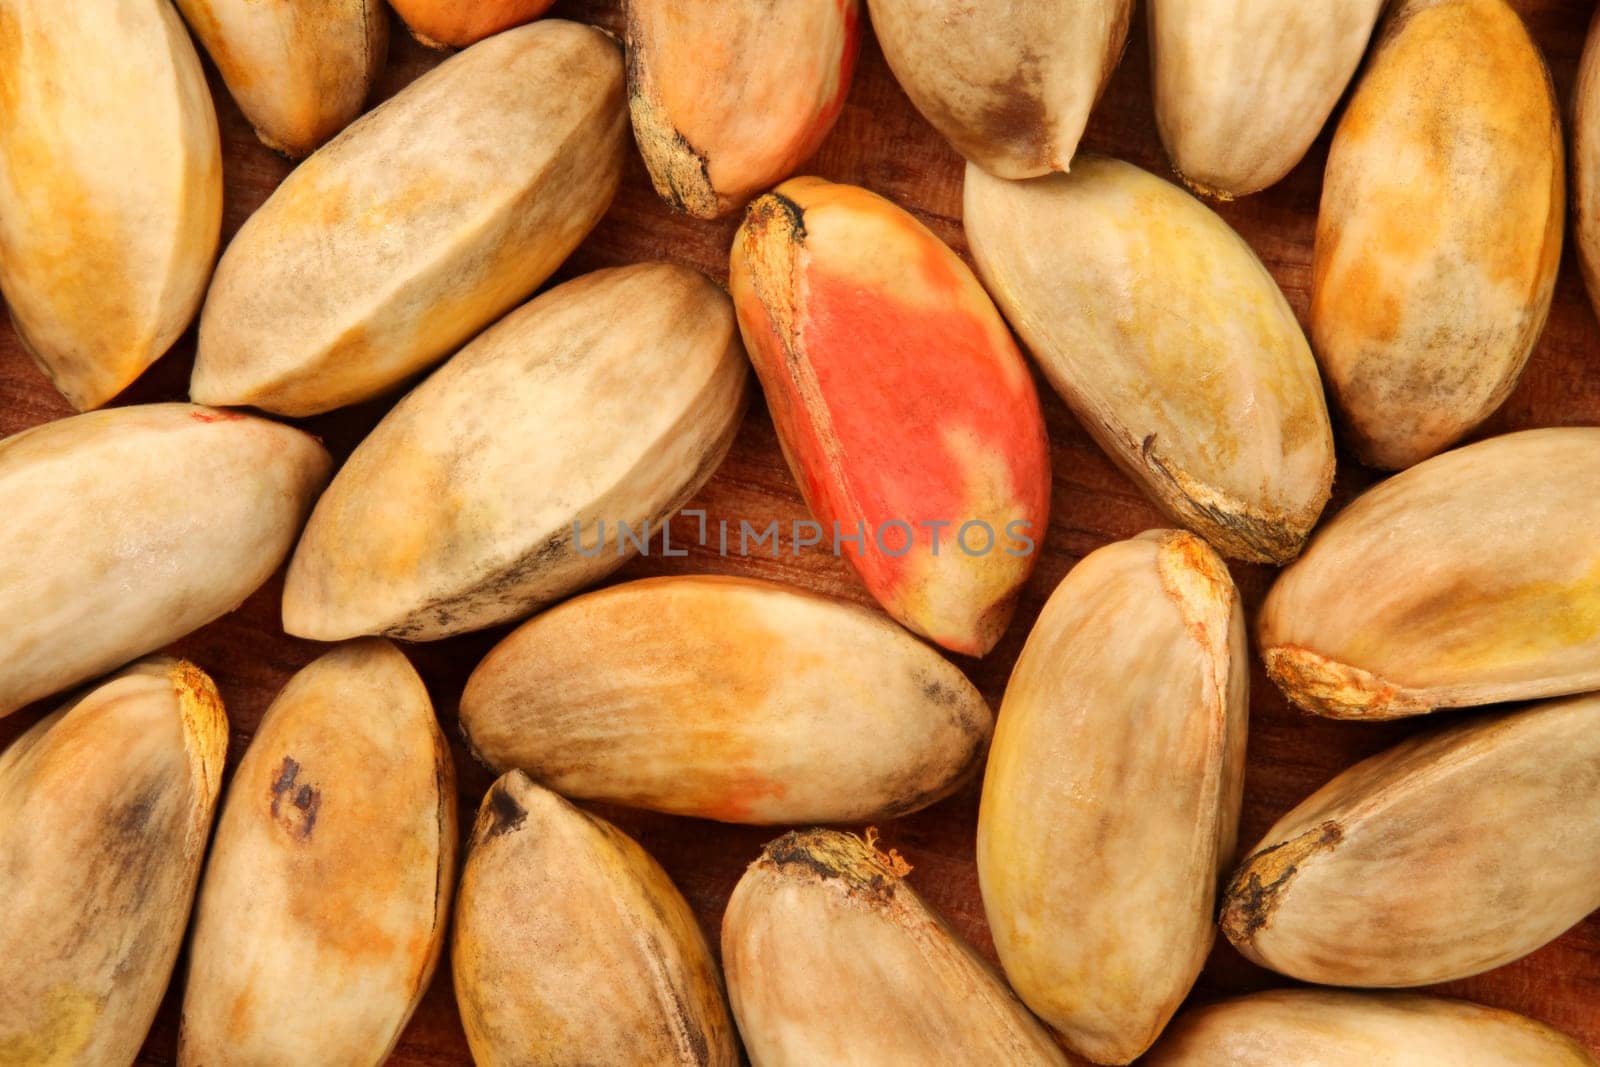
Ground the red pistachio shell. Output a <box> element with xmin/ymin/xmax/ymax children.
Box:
<box><xmin>731</xmin><ymin>177</ymin><xmax>1051</xmax><ymax>655</ymax></box>
<box><xmin>390</xmin><ymin>0</ymin><xmax>556</xmax><ymax>50</ymax></box>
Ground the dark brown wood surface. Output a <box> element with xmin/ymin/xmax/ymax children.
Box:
<box><xmin>2</xmin><ymin>1</ymin><xmax>1597</xmax><ymax>1061</ymax></box>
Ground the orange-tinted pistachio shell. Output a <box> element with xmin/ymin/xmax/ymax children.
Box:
<box><xmin>452</xmin><ymin>771</ymin><xmax>737</xmax><ymax>1066</ymax></box>
<box><xmin>1220</xmin><ymin>694</ymin><xmax>1600</xmax><ymax>988</ymax></box>
<box><xmin>978</xmin><ymin>531</ymin><xmax>1247</xmax><ymax>1064</ymax></box>
<box><xmin>179</xmin><ymin>640</ymin><xmax>456</xmax><ymax>1065</ymax></box>
<box><xmin>282</xmin><ymin>264</ymin><xmax>747</xmax><ymax>642</ymax></box>
<box><xmin>730</xmin><ymin>177</ymin><xmax>1051</xmax><ymax>655</ymax></box>
<box><xmin>459</xmin><ymin>575</ymin><xmax>992</xmax><ymax>826</ymax></box>
<box><xmin>0</xmin><ymin>403</ymin><xmax>331</xmax><ymax>719</ymax></box>
<box><xmin>865</xmin><ymin>0</ymin><xmax>1132</xmax><ymax>179</ymax></box>
<box><xmin>1149</xmin><ymin>0</ymin><xmax>1383</xmax><ymax>199</ymax></box>
<box><xmin>723</xmin><ymin>829</ymin><xmax>1072</xmax><ymax>1065</ymax></box>
<box><xmin>190</xmin><ymin>20</ymin><xmax>627</xmax><ymax>417</ymax></box>
<box><xmin>1310</xmin><ymin>0</ymin><xmax>1563</xmax><ymax>470</ymax></box>
<box><xmin>626</xmin><ymin>0</ymin><xmax>859</xmax><ymax>218</ymax></box>
<box><xmin>0</xmin><ymin>659</ymin><xmax>227</xmax><ymax>1065</ymax></box>
<box><xmin>391</xmin><ymin>0</ymin><xmax>556</xmax><ymax>50</ymax></box>
<box><xmin>1146</xmin><ymin>990</ymin><xmax>1597</xmax><ymax>1066</ymax></box>
<box><xmin>0</xmin><ymin>0</ymin><xmax>222</xmax><ymax>410</ymax></box>
<box><xmin>1258</xmin><ymin>428</ymin><xmax>1600</xmax><ymax>720</ymax></box>
<box><xmin>1574</xmin><ymin>9</ymin><xmax>1600</xmax><ymax>319</ymax></box>
<box><xmin>174</xmin><ymin>0</ymin><xmax>386</xmax><ymax>157</ymax></box>
<box><xmin>965</xmin><ymin>155</ymin><xmax>1333</xmax><ymax>564</ymax></box>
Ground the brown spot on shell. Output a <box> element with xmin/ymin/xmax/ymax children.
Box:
<box><xmin>268</xmin><ymin>756</ymin><xmax>321</xmax><ymax>840</ymax></box>
<box><xmin>1221</xmin><ymin>821</ymin><xmax>1344</xmax><ymax>945</ymax></box>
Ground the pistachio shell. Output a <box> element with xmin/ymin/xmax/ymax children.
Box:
<box><xmin>0</xmin><ymin>659</ymin><xmax>227</xmax><ymax>1065</ymax></box>
<box><xmin>723</xmin><ymin>829</ymin><xmax>1072</xmax><ymax>1065</ymax></box>
<box><xmin>174</xmin><ymin>0</ymin><xmax>386</xmax><ymax>157</ymax></box>
<box><xmin>731</xmin><ymin>177</ymin><xmax>1052</xmax><ymax>655</ymax></box>
<box><xmin>964</xmin><ymin>155</ymin><xmax>1333</xmax><ymax>564</ymax></box>
<box><xmin>1574</xmin><ymin>9</ymin><xmax>1600</xmax><ymax>318</ymax></box>
<box><xmin>1149</xmin><ymin>0</ymin><xmax>1383</xmax><ymax>198</ymax></box>
<box><xmin>0</xmin><ymin>0</ymin><xmax>222</xmax><ymax>410</ymax></box>
<box><xmin>865</xmin><ymin>0</ymin><xmax>1132</xmax><ymax>178</ymax></box>
<box><xmin>1258</xmin><ymin>428</ymin><xmax>1600</xmax><ymax>720</ymax></box>
<box><xmin>978</xmin><ymin>531</ymin><xmax>1247</xmax><ymax>1064</ymax></box>
<box><xmin>190</xmin><ymin>20</ymin><xmax>627</xmax><ymax>416</ymax></box>
<box><xmin>391</xmin><ymin>0</ymin><xmax>555</xmax><ymax>50</ymax></box>
<box><xmin>1221</xmin><ymin>693</ymin><xmax>1600</xmax><ymax>987</ymax></box>
<box><xmin>0</xmin><ymin>403</ymin><xmax>331</xmax><ymax>719</ymax></box>
<box><xmin>1145</xmin><ymin>990</ymin><xmax>1597</xmax><ymax>1066</ymax></box>
<box><xmin>452</xmin><ymin>771</ymin><xmax>737</xmax><ymax>1066</ymax></box>
<box><xmin>282</xmin><ymin>264</ymin><xmax>748</xmax><ymax>642</ymax></box>
<box><xmin>1310</xmin><ymin>0</ymin><xmax>1563</xmax><ymax>470</ymax></box>
<box><xmin>626</xmin><ymin>0</ymin><xmax>859</xmax><ymax>218</ymax></box>
<box><xmin>179</xmin><ymin>640</ymin><xmax>456</xmax><ymax>1065</ymax></box>
<box><xmin>459</xmin><ymin>575</ymin><xmax>992</xmax><ymax>825</ymax></box>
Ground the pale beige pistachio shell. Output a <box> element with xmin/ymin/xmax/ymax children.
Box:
<box><xmin>174</xmin><ymin>0</ymin><xmax>386</xmax><ymax>157</ymax></box>
<box><xmin>282</xmin><ymin>264</ymin><xmax>748</xmax><ymax>642</ymax></box>
<box><xmin>978</xmin><ymin>530</ymin><xmax>1247</xmax><ymax>1065</ymax></box>
<box><xmin>0</xmin><ymin>403</ymin><xmax>331</xmax><ymax>720</ymax></box>
<box><xmin>459</xmin><ymin>575</ymin><xmax>992</xmax><ymax>825</ymax></box>
<box><xmin>179</xmin><ymin>640</ymin><xmax>456</xmax><ymax>1066</ymax></box>
<box><xmin>965</xmin><ymin>156</ymin><xmax>1334</xmax><ymax>564</ymax></box>
<box><xmin>626</xmin><ymin>0</ymin><xmax>860</xmax><ymax>218</ymax></box>
<box><xmin>1259</xmin><ymin>427</ymin><xmax>1600</xmax><ymax>720</ymax></box>
<box><xmin>1145</xmin><ymin>990</ymin><xmax>1597</xmax><ymax>1066</ymax></box>
<box><xmin>1311</xmin><ymin>0</ymin><xmax>1563</xmax><ymax>470</ymax></box>
<box><xmin>1149</xmin><ymin>0</ymin><xmax>1383</xmax><ymax>198</ymax></box>
<box><xmin>1221</xmin><ymin>693</ymin><xmax>1600</xmax><ymax>987</ymax></box>
<box><xmin>0</xmin><ymin>0</ymin><xmax>222</xmax><ymax>411</ymax></box>
<box><xmin>190</xmin><ymin>19</ymin><xmax>628</xmax><ymax>416</ymax></box>
<box><xmin>1574</xmin><ymin>10</ymin><xmax>1600</xmax><ymax>318</ymax></box>
<box><xmin>452</xmin><ymin>771</ymin><xmax>737</xmax><ymax>1066</ymax></box>
<box><xmin>0</xmin><ymin>659</ymin><xmax>227</xmax><ymax>1065</ymax></box>
<box><xmin>724</xmin><ymin>828</ymin><xmax>1072</xmax><ymax>1066</ymax></box>
<box><xmin>866</xmin><ymin>0</ymin><xmax>1131</xmax><ymax>178</ymax></box>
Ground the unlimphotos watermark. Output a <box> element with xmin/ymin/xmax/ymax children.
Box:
<box><xmin>573</xmin><ymin>510</ymin><xmax>1036</xmax><ymax>559</ymax></box>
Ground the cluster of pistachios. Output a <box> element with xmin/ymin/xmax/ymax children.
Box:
<box><xmin>2</xmin><ymin>0</ymin><xmax>1599</xmax><ymax>1063</ymax></box>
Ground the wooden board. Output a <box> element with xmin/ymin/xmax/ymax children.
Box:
<box><xmin>2</xmin><ymin>1</ymin><xmax>1598</xmax><ymax>1061</ymax></box>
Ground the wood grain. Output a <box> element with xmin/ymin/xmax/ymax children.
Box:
<box><xmin>1</xmin><ymin>2</ymin><xmax>1596</xmax><ymax>1061</ymax></box>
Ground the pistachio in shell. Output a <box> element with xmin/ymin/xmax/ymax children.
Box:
<box><xmin>864</xmin><ymin>0</ymin><xmax>1132</xmax><ymax>179</ymax></box>
<box><xmin>626</xmin><ymin>0</ymin><xmax>860</xmax><ymax>218</ymax></box>
<box><xmin>723</xmin><ymin>828</ymin><xmax>1073</xmax><ymax>1066</ymax></box>
<box><xmin>964</xmin><ymin>155</ymin><xmax>1333</xmax><ymax>564</ymax></box>
<box><xmin>1221</xmin><ymin>692</ymin><xmax>1600</xmax><ymax>987</ymax></box>
<box><xmin>174</xmin><ymin>0</ymin><xmax>386</xmax><ymax>157</ymax></box>
<box><xmin>1310</xmin><ymin>0</ymin><xmax>1563</xmax><ymax>469</ymax></box>
<box><xmin>190</xmin><ymin>20</ymin><xmax>628</xmax><ymax>416</ymax></box>
<box><xmin>978</xmin><ymin>530</ymin><xmax>1247</xmax><ymax>1064</ymax></box>
<box><xmin>0</xmin><ymin>403</ymin><xmax>331</xmax><ymax>719</ymax></box>
<box><xmin>1258</xmin><ymin>427</ymin><xmax>1600</xmax><ymax>720</ymax></box>
<box><xmin>0</xmin><ymin>0</ymin><xmax>221</xmax><ymax>410</ymax></box>
<box><xmin>282</xmin><ymin>264</ymin><xmax>748</xmax><ymax>642</ymax></box>
<box><xmin>459</xmin><ymin>575</ymin><xmax>992</xmax><ymax>825</ymax></box>
<box><xmin>0</xmin><ymin>659</ymin><xmax>227</xmax><ymax>1064</ymax></box>
<box><xmin>1573</xmin><ymin>8</ymin><xmax>1600</xmax><ymax>320</ymax></box>
<box><xmin>731</xmin><ymin>176</ymin><xmax>1052</xmax><ymax>655</ymax></box>
<box><xmin>391</xmin><ymin>0</ymin><xmax>555</xmax><ymax>50</ymax></box>
<box><xmin>1145</xmin><ymin>989</ymin><xmax>1596</xmax><ymax>1066</ymax></box>
<box><xmin>179</xmin><ymin>640</ymin><xmax>456</xmax><ymax>1065</ymax></box>
<box><xmin>452</xmin><ymin>771</ymin><xmax>737</xmax><ymax>1066</ymax></box>
<box><xmin>1148</xmin><ymin>0</ymin><xmax>1383</xmax><ymax>198</ymax></box>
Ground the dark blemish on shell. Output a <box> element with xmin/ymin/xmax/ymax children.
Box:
<box><xmin>269</xmin><ymin>756</ymin><xmax>321</xmax><ymax>840</ymax></box>
<box><xmin>1221</xmin><ymin>821</ymin><xmax>1344</xmax><ymax>942</ymax></box>
<box><xmin>744</xmin><ymin>189</ymin><xmax>807</xmax><ymax>244</ymax></box>
<box><xmin>483</xmin><ymin>782</ymin><xmax>527</xmax><ymax>839</ymax></box>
